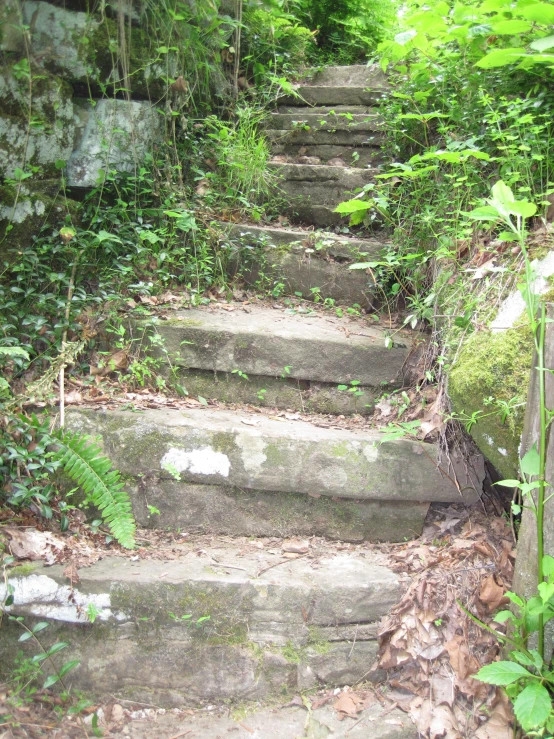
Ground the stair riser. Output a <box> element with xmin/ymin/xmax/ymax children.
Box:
<box><xmin>267</xmin><ymin>129</ymin><xmax>386</xmax><ymax>147</ymax></box>
<box><xmin>270</xmin><ymin>162</ymin><xmax>377</xmax><ymax>183</ymax></box>
<box><xmin>271</xmin><ymin>144</ymin><xmax>384</xmax><ymax>167</ymax></box>
<box><xmin>280</xmin><ymin>88</ymin><xmax>387</xmax><ymax>106</ymax></box>
<box><xmin>279</xmin><ymin>180</ymin><xmax>369</xmax><ymax>206</ymax></box>
<box><xmin>306</xmin><ymin>65</ymin><xmax>389</xmax><ymax>88</ymax></box>
<box><xmin>66</xmin><ymin>408</ymin><xmax>483</xmax><ymax>504</ymax></box>
<box><xmin>268</xmin><ymin>113</ymin><xmax>384</xmax><ymax>131</ymax></box>
<box><xmin>164</xmin><ymin>369</ymin><xmax>378</xmax><ymax>415</ymax></box>
<box><xmin>130</xmin><ymin>479</ymin><xmax>431</xmax><ymax>542</ymax></box>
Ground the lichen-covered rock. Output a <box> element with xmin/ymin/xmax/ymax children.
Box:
<box><xmin>22</xmin><ymin>1</ymin><xmax>172</xmax><ymax>98</ymax></box>
<box><xmin>448</xmin><ymin>325</ymin><xmax>533</xmax><ymax>479</ymax></box>
<box><xmin>0</xmin><ymin>180</ymin><xmax>81</xmax><ymax>260</ymax></box>
<box><xmin>0</xmin><ymin>0</ymin><xmax>24</xmax><ymax>52</ymax></box>
<box><xmin>0</xmin><ymin>66</ymin><xmax>75</xmax><ymax>179</ymax></box>
<box><xmin>66</xmin><ymin>99</ymin><xmax>163</xmax><ymax>187</ymax></box>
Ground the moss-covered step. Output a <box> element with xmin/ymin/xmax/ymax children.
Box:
<box><xmin>270</xmin><ymin>163</ymin><xmax>380</xmax><ymax>226</ymax></box>
<box><xmin>162</xmin><ymin>368</ymin><xmax>379</xmax><ymax>416</ymax></box>
<box><xmin>219</xmin><ymin>221</ymin><xmax>386</xmax><ymax>308</ymax></box>
<box><xmin>134</xmin><ymin>302</ymin><xmax>411</xmax><ymax>386</ymax></box>
<box><xmin>0</xmin><ymin>548</ymin><xmax>404</xmax><ymax>705</ymax></box>
<box><xmin>65</xmin><ymin>407</ymin><xmax>484</xmax><ymax>503</ymax></box>
<box><xmin>268</xmin><ymin>110</ymin><xmax>384</xmax><ymax>132</ymax></box>
<box><xmin>271</xmin><ymin>144</ymin><xmax>383</xmax><ymax>167</ymax></box>
<box><xmin>278</xmin><ymin>65</ymin><xmax>389</xmax><ymax>107</ymax></box>
<box><xmin>129</xmin><ymin>478</ymin><xmax>430</xmax><ymax>541</ymax></box>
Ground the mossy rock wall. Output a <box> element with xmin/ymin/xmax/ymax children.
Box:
<box><xmin>448</xmin><ymin>324</ymin><xmax>534</xmax><ymax>479</ymax></box>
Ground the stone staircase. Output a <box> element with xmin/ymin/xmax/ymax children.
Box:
<box><xmin>1</xmin><ymin>66</ymin><xmax>485</xmax><ymax>731</ymax></box>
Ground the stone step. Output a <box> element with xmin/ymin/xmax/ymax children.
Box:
<box><xmin>270</xmin><ymin>163</ymin><xmax>378</xmax><ymax>226</ymax></box>
<box><xmin>279</xmin><ymin>86</ymin><xmax>387</xmax><ymax>107</ymax></box>
<box><xmin>135</xmin><ymin>302</ymin><xmax>411</xmax><ymax>386</ymax></box>
<box><xmin>266</xmin><ymin>128</ymin><xmax>386</xmax><ymax>147</ymax></box>
<box><xmin>66</xmin><ymin>407</ymin><xmax>484</xmax><ymax>507</ymax></box>
<box><xmin>219</xmin><ymin>221</ymin><xmax>386</xmax><ymax>308</ymax></box>
<box><xmin>271</xmin><ymin>162</ymin><xmax>375</xmax><ymax>204</ymax></box>
<box><xmin>0</xmin><ymin>543</ymin><xmax>404</xmax><ymax>706</ymax></box>
<box><xmin>113</xmin><ymin>703</ymin><xmax>417</xmax><ymax>738</ymax></box>
<box><xmin>271</xmin><ymin>144</ymin><xmax>383</xmax><ymax>168</ymax></box>
<box><xmin>306</xmin><ymin>64</ymin><xmax>389</xmax><ymax>88</ymax></box>
<box><xmin>268</xmin><ymin>111</ymin><xmax>384</xmax><ymax>131</ymax></box>
<box><xmin>276</xmin><ymin>105</ymin><xmax>378</xmax><ymax>115</ymax></box>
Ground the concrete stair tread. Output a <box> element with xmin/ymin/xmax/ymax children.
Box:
<box><xmin>219</xmin><ymin>221</ymin><xmax>390</xmax><ymax>257</ymax></box>
<box><xmin>305</xmin><ymin>64</ymin><xmax>389</xmax><ymax>88</ymax></box>
<box><xmin>270</xmin><ymin>162</ymin><xmax>377</xmax><ymax>180</ymax></box>
<box><xmin>1</xmin><ymin>541</ymin><xmax>407</xmax><ymax>705</ymax></box>
<box><xmin>123</xmin><ymin>703</ymin><xmax>417</xmax><ymax>738</ymax></box>
<box><xmin>280</xmin><ymin>86</ymin><xmax>388</xmax><ymax>106</ymax></box>
<box><xmin>141</xmin><ymin>301</ymin><xmax>411</xmax><ymax>385</ymax></box>
<box><xmin>276</xmin><ymin>104</ymin><xmax>380</xmax><ymax>114</ymax></box>
<box><xmin>66</xmin><ymin>406</ymin><xmax>483</xmax><ymax>505</ymax></box>
<box><xmin>267</xmin><ymin>128</ymin><xmax>385</xmax><ymax>148</ymax></box>
<box><xmin>268</xmin><ymin>112</ymin><xmax>384</xmax><ymax>131</ymax></box>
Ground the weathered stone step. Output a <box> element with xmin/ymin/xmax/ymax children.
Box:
<box><xmin>220</xmin><ymin>221</ymin><xmax>385</xmax><ymax>308</ymax></box>
<box><xmin>268</xmin><ymin>111</ymin><xmax>384</xmax><ymax>131</ymax></box>
<box><xmin>279</xmin><ymin>86</ymin><xmax>387</xmax><ymax>107</ymax></box>
<box><xmin>270</xmin><ymin>163</ymin><xmax>378</xmax><ymax>226</ymax></box>
<box><xmin>271</xmin><ymin>144</ymin><xmax>382</xmax><ymax>168</ymax></box>
<box><xmin>66</xmin><ymin>407</ymin><xmax>483</xmax><ymax>506</ymax></box>
<box><xmin>118</xmin><ymin>703</ymin><xmax>417</xmax><ymax>739</ymax></box>
<box><xmin>306</xmin><ymin>64</ymin><xmax>389</xmax><ymax>88</ymax></box>
<box><xmin>0</xmin><ymin>545</ymin><xmax>404</xmax><ymax>705</ymax></box>
<box><xmin>137</xmin><ymin>302</ymin><xmax>410</xmax><ymax>386</ymax></box>
<box><xmin>266</xmin><ymin>128</ymin><xmax>386</xmax><ymax>147</ymax></box>
<box><xmin>276</xmin><ymin>105</ymin><xmax>378</xmax><ymax>115</ymax></box>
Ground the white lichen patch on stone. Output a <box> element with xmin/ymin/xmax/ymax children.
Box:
<box><xmin>491</xmin><ymin>251</ymin><xmax>554</xmax><ymax>333</ymax></box>
<box><xmin>484</xmin><ymin>434</ymin><xmax>494</xmax><ymax>446</ymax></box>
<box><xmin>498</xmin><ymin>447</ymin><xmax>508</xmax><ymax>456</ymax></box>
<box><xmin>318</xmin><ymin>464</ymin><xmax>348</xmax><ymax>489</ymax></box>
<box><xmin>362</xmin><ymin>444</ymin><xmax>379</xmax><ymax>462</ymax></box>
<box><xmin>0</xmin><ymin>575</ymin><xmax>127</xmax><ymax>623</ymax></box>
<box><xmin>235</xmin><ymin>432</ymin><xmax>267</xmax><ymax>474</ymax></box>
<box><xmin>161</xmin><ymin>447</ymin><xmax>231</xmax><ymax>477</ymax></box>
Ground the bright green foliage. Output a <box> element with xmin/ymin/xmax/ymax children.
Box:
<box><xmin>378</xmin><ymin>0</ymin><xmax>554</xmax><ymax>72</ymax></box>
<box><xmin>53</xmin><ymin>431</ymin><xmax>136</xmax><ymax>549</ymax></box>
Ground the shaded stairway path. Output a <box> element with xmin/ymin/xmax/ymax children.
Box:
<box><xmin>0</xmin><ymin>66</ymin><xmax>487</xmax><ymax>736</ymax></box>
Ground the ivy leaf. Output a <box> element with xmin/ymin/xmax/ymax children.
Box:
<box><xmin>476</xmin><ymin>661</ymin><xmax>533</xmax><ymax>685</ymax></box>
<box><xmin>513</xmin><ymin>682</ymin><xmax>551</xmax><ymax>731</ymax></box>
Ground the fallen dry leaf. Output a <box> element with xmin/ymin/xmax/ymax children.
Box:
<box><xmin>4</xmin><ymin>528</ymin><xmax>65</xmax><ymax>565</ymax></box>
<box><xmin>479</xmin><ymin>575</ymin><xmax>505</xmax><ymax>612</ymax></box>
<box><xmin>333</xmin><ymin>691</ymin><xmax>364</xmax><ymax>719</ymax></box>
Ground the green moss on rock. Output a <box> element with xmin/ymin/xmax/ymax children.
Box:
<box><xmin>448</xmin><ymin>325</ymin><xmax>534</xmax><ymax>478</ymax></box>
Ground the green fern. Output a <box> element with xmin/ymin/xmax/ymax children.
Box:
<box><xmin>53</xmin><ymin>431</ymin><xmax>136</xmax><ymax>549</ymax></box>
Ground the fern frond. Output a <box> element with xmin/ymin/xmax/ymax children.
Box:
<box><xmin>54</xmin><ymin>431</ymin><xmax>136</xmax><ymax>549</ymax></box>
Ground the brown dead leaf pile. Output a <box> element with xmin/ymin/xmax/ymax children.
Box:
<box><xmin>378</xmin><ymin>504</ymin><xmax>516</xmax><ymax>739</ymax></box>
